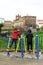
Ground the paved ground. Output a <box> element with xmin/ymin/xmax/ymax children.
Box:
<box><xmin>0</xmin><ymin>52</ymin><xmax>43</xmax><ymax>65</ymax></box>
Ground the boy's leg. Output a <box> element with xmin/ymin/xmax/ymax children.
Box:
<box><xmin>9</xmin><ymin>39</ymin><xmax>13</xmax><ymax>48</ymax></box>
<box><xmin>30</xmin><ymin>42</ymin><xmax>32</xmax><ymax>50</ymax></box>
<box><xmin>27</xmin><ymin>41</ymin><xmax>29</xmax><ymax>50</ymax></box>
<box><xmin>14</xmin><ymin>39</ymin><xmax>17</xmax><ymax>50</ymax></box>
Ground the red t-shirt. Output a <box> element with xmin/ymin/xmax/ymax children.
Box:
<box><xmin>12</xmin><ymin>29</ymin><xmax>20</xmax><ymax>39</ymax></box>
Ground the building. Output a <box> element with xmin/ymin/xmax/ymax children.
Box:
<box><xmin>36</xmin><ymin>20</ymin><xmax>43</xmax><ymax>28</ymax></box>
<box><xmin>1</xmin><ymin>14</ymin><xmax>36</xmax><ymax>32</ymax></box>
<box><xmin>2</xmin><ymin>20</ymin><xmax>13</xmax><ymax>30</ymax></box>
<box><xmin>13</xmin><ymin>14</ymin><xmax>36</xmax><ymax>31</ymax></box>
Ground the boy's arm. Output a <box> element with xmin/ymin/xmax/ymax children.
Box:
<box><xmin>18</xmin><ymin>31</ymin><xmax>20</xmax><ymax>37</ymax></box>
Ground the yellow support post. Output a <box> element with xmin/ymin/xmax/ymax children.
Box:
<box><xmin>8</xmin><ymin>37</ymin><xmax>11</xmax><ymax>48</ymax></box>
<box><xmin>16</xmin><ymin>38</ymin><xmax>20</xmax><ymax>53</ymax></box>
<box><xmin>24</xmin><ymin>36</ymin><xmax>28</xmax><ymax>54</ymax></box>
<box><xmin>33</xmin><ymin>37</ymin><xmax>36</xmax><ymax>54</ymax></box>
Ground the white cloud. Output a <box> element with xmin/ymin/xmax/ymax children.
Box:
<box><xmin>0</xmin><ymin>0</ymin><xmax>43</xmax><ymax>21</ymax></box>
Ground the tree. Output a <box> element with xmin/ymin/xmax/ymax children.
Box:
<box><xmin>40</xmin><ymin>26</ymin><xmax>43</xmax><ymax>31</ymax></box>
<box><xmin>0</xmin><ymin>23</ymin><xmax>4</xmax><ymax>32</ymax></box>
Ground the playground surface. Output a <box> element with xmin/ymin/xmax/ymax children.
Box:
<box><xmin>0</xmin><ymin>52</ymin><xmax>43</xmax><ymax>65</ymax></box>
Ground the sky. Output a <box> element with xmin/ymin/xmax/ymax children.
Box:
<box><xmin>0</xmin><ymin>0</ymin><xmax>43</xmax><ymax>22</ymax></box>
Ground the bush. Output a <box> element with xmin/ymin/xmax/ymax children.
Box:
<box><xmin>40</xmin><ymin>26</ymin><xmax>43</xmax><ymax>31</ymax></box>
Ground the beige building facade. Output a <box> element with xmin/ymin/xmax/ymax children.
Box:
<box><xmin>2</xmin><ymin>20</ymin><xmax>13</xmax><ymax>30</ymax></box>
<box><xmin>13</xmin><ymin>14</ymin><xmax>36</xmax><ymax>31</ymax></box>
<box><xmin>2</xmin><ymin>14</ymin><xmax>36</xmax><ymax>32</ymax></box>
<box><xmin>36</xmin><ymin>20</ymin><xmax>43</xmax><ymax>28</ymax></box>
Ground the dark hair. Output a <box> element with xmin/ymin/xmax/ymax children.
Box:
<box><xmin>14</xmin><ymin>28</ymin><xmax>17</xmax><ymax>30</ymax></box>
<box><xmin>28</xmin><ymin>29</ymin><xmax>31</xmax><ymax>33</ymax></box>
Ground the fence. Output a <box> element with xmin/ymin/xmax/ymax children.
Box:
<box><xmin>0</xmin><ymin>36</ymin><xmax>43</xmax><ymax>52</ymax></box>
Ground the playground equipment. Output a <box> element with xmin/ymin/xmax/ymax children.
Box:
<box><xmin>33</xmin><ymin>36</ymin><xmax>36</xmax><ymax>54</ymax></box>
<box><xmin>16</xmin><ymin>38</ymin><xmax>20</xmax><ymax>52</ymax></box>
<box><xmin>6</xmin><ymin>37</ymin><xmax>12</xmax><ymax>56</ymax></box>
<box><xmin>36</xmin><ymin>35</ymin><xmax>39</xmax><ymax>59</ymax></box>
<box><xmin>0</xmin><ymin>35</ymin><xmax>43</xmax><ymax>59</ymax></box>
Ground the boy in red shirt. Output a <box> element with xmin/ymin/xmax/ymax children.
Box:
<box><xmin>9</xmin><ymin>28</ymin><xmax>20</xmax><ymax>50</ymax></box>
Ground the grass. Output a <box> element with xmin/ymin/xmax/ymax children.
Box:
<box><xmin>0</xmin><ymin>37</ymin><xmax>6</xmax><ymax>49</ymax></box>
<box><xmin>0</xmin><ymin>37</ymin><xmax>14</xmax><ymax>49</ymax></box>
<box><xmin>33</xmin><ymin>32</ymin><xmax>43</xmax><ymax>50</ymax></box>
<box><xmin>0</xmin><ymin>32</ymin><xmax>43</xmax><ymax>50</ymax></box>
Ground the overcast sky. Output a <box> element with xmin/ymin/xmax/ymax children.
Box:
<box><xmin>0</xmin><ymin>0</ymin><xmax>43</xmax><ymax>21</ymax></box>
